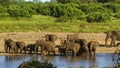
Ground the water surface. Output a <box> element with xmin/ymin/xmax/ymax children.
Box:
<box><xmin>0</xmin><ymin>54</ymin><xmax>116</xmax><ymax>68</ymax></box>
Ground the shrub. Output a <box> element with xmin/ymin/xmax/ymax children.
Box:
<box><xmin>0</xmin><ymin>6</ymin><xmax>9</xmax><ymax>18</ymax></box>
<box><xmin>103</xmin><ymin>3</ymin><xmax>120</xmax><ymax>13</ymax></box>
<box><xmin>86</xmin><ymin>12</ymin><xmax>111</xmax><ymax>23</ymax></box>
<box><xmin>18</xmin><ymin>60</ymin><xmax>56</xmax><ymax>68</ymax></box>
<box><xmin>56</xmin><ymin>16</ymin><xmax>71</xmax><ymax>22</ymax></box>
<box><xmin>8</xmin><ymin>5</ymin><xmax>32</xmax><ymax>18</ymax></box>
<box><xmin>78</xmin><ymin>3</ymin><xmax>111</xmax><ymax>14</ymax></box>
<box><xmin>114</xmin><ymin>11</ymin><xmax>120</xmax><ymax>19</ymax></box>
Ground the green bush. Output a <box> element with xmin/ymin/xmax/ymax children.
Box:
<box><xmin>56</xmin><ymin>16</ymin><xmax>71</xmax><ymax>22</ymax></box>
<box><xmin>114</xmin><ymin>11</ymin><xmax>120</xmax><ymax>19</ymax></box>
<box><xmin>8</xmin><ymin>5</ymin><xmax>32</xmax><ymax>18</ymax></box>
<box><xmin>78</xmin><ymin>3</ymin><xmax>111</xmax><ymax>14</ymax></box>
<box><xmin>0</xmin><ymin>6</ymin><xmax>9</xmax><ymax>18</ymax></box>
<box><xmin>86</xmin><ymin>12</ymin><xmax>111</xmax><ymax>23</ymax></box>
<box><xmin>18</xmin><ymin>60</ymin><xmax>56</xmax><ymax>68</ymax></box>
<box><xmin>103</xmin><ymin>3</ymin><xmax>120</xmax><ymax>13</ymax></box>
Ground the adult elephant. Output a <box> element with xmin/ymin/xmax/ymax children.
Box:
<box><xmin>15</xmin><ymin>41</ymin><xmax>27</xmax><ymax>53</ymax></box>
<box><xmin>66</xmin><ymin>42</ymin><xmax>80</xmax><ymax>56</ymax></box>
<box><xmin>4</xmin><ymin>39</ymin><xmax>17</xmax><ymax>53</ymax></box>
<box><xmin>36</xmin><ymin>39</ymin><xmax>56</xmax><ymax>55</ymax></box>
<box><xmin>45</xmin><ymin>34</ymin><xmax>57</xmax><ymax>42</ymax></box>
<box><xmin>75</xmin><ymin>39</ymin><xmax>89</xmax><ymax>56</ymax></box>
<box><xmin>67</xmin><ymin>34</ymin><xmax>79</xmax><ymax>43</ymax></box>
<box><xmin>105</xmin><ymin>30</ymin><xmax>120</xmax><ymax>47</ymax></box>
<box><xmin>61</xmin><ymin>40</ymin><xmax>80</xmax><ymax>56</ymax></box>
<box><xmin>88</xmin><ymin>41</ymin><xmax>99</xmax><ymax>57</ymax></box>
<box><xmin>27</xmin><ymin>44</ymin><xmax>38</xmax><ymax>54</ymax></box>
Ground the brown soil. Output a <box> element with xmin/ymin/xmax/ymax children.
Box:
<box><xmin>0</xmin><ymin>32</ymin><xmax>118</xmax><ymax>54</ymax></box>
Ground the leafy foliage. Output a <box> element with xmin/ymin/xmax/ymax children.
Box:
<box><xmin>0</xmin><ymin>6</ymin><xmax>9</xmax><ymax>18</ymax></box>
<box><xmin>114</xmin><ymin>11</ymin><xmax>120</xmax><ymax>19</ymax></box>
<box><xmin>8</xmin><ymin>4</ymin><xmax>33</xmax><ymax>18</ymax></box>
<box><xmin>0</xmin><ymin>1</ymin><xmax>120</xmax><ymax>23</ymax></box>
<box><xmin>86</xmin><ymin>12</ymin><xmax>111</xmax><ymax>22</ymax></box>
<box><xmin>18</xmin><ymin>60</ymin><xmax>56</xmax><ymax>68</ymax></box>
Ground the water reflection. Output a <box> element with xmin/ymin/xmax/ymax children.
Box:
<box><xmin>0</xmin><ymin>54</ymin><xmax>116</xmax><ymax>68</ymax></box>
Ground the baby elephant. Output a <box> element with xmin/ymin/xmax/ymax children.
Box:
<box><xmin>27</xmin><ymin>44</ymin><xmax>38</xmax><ymax>54</ymax></box>
<box><xmin>58</xmin><ymin>46</ymin><xmax>66</xmax><ymax>56</ymax></box>
<box><xmin>36</xmin><ymin>39</ymin><xmax>56</xmax><ymax>55</ymax></box>
<box><xmin>88</xmin><ymin>41</ymin><xmax>99</xmax><ymax>57</ymax></box>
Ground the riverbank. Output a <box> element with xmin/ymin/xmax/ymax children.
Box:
<box><xmin>0</xmin><ymin>32</ymin><xmax>118</xmax><ymax>54</ymax></box>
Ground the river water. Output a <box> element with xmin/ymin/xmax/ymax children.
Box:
<box><xmin>0</xmin><ymin>54</ymin><xmax>117</xmax><ymax>68</ymax></box>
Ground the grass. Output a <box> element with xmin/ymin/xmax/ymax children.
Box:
<box><xmin>0</xmin><ymin>15</ymin><xmax>120</xmax><ymax>33</ymax></box>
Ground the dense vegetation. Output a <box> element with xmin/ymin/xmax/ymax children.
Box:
<box><xmin>0</xmin><ymin>0</ymin><xmax>120</xmax><ymax>32</ymax></box>
<box><xmin>18</xmin><ymin>59</ymin><xmax>56</xmax><ymax>68</ymax></box>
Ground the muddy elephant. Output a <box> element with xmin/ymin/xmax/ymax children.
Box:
<box><xmin>36</xmin><ymin>39</ymin><xmax>56</xmax><ymax>55</ymax></box>
<box><xmin>45</xmin><ymin>34</ymin><xmax>57</xmax><ymax>42</ymax></box>
<box><xmin>58</xmin><ymin>39</ymin><xmax>67</xmax><ymax>56</ymax></box>
<box><xmin>15</xmin><ymin>41</ymin><xmax>27</xmax><ymax>53</ymax></box>
<box><xmin>66</xmin><ymin>42</ymin><xmax>80</xmax><ymax>56</ymax></box>
<box><xmin>88</xmin><ymin>41</ymin><xmax>99</xmax><ymax>57</ymax></box>
<box><xmin>4</xmin><ymin>39</ymin><xmax>17</xmax><ymax>53</ymax></box>
<box><xmin>75</xmin><ymin>39</ymin><xmax>89</xmax><ymax>56</ymax></box>
<box><xmin>105</xmin><ymin>30</ymin><xmax>120</xmax><ymax>47</ymax></box>
<box><xmin>27</xmin><ymin>44</ymin><xmax>38</xmax><ymax>54</ymax></box>
<box><xmin>67</xmin><ymin>34</ymin><xmax>79</xmax><ymax>43</ymax></box>
<box><xmin>61</xmin><ymin>40</ymin><xmax>80</xmax><ymax>56</ymax></box>
<box><xmin>58</xmin><ymin>47</ymin><xmax>66</xmax><ymax>56</ymax></box>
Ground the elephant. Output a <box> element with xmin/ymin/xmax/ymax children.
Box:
<box><xmin>58</xmin><ymin>39</ymin><xmax>67</xmax><ymax>56</ymax></box>
<box><xmin>15</xmin><ymin>41</ymin><xmax>27</xmax><ymax>53</ymax></box>
<box><xmin>67</xmin><ymin>34</ymin><xmax>79</xmax><ymax>43</ymax></box>
<box><xmin>36</xmin><ymin>39</ymin><xmax>56</xmax><ymax>55</ymax></box>
<box><xmin>58</xmin><ymin>46</ymin><xmax>66</xmax><ymax>56</ymax></box>
<box><xmin>4</xmin><ymin>39</ymin><xmax>17</xmax><ymax>53</ymax></box>
<box><xmin>61</xmin><ymin>40</ymin><xmax>80</xmax><ymax>56</ymax></box>
<box><xmin>66</xmin><ymin>42</ymin><xmax>81</xmax><ymax>56</ymax></box>
<box><xmin>27</xmin><ymin>44</ymin><xmax>38</xmax><ymax>54</ymax></box>
<box><xmin>105</xmin><ymin>30</ymin><xmax>120</xmax><ymax>47</ymax></box>
<box><xmin>75</xmin><ymin>39</ymin><xmax>89</xmax><ymax>56</ymax></box>
<box><xmin>45</xmin><ymin>34</ymin><xmax>57</xmax><ymax>42</ymax></box>
<box><xmin>88</xmin><ymin>41</ymin><xmax>99</xmax><ymax>57</ymax></box>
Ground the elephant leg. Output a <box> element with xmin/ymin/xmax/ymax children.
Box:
<box><xmin>53</xmin><ymin>51</ymin><xmax>56</xmax><ymax>56</ymax></box>
<box><xmin>48</xmin><ymin>51</ymin><xmax>50</xmax><ymax>55</ymax></box>
<box><xmin>110</xmin><ymin>39</ymin><xmax>114</xmax><ymax>47</ymax></box>
<box><xmin>24</xmin><ymin>47</ymin><xmax>27</xmax><ymax>53</ymax></box>
<box><xmin>73</xmin><ymin>48</ymin><xmax>76</xmax><ymax>56</ymax></box>
<box><xmin>93</xmin><ymin>50</ymin><xmax>96</xmax><ymax>57</ymax></box>
<box><xmin>89</xmin><ymin>48</ymin><xmax>92</xmax><ymax>57</ymax></box>
<box><xmin>6</xmin><ymin>47</ymin><xmax>8</xmax><ymax>53</ymax></box>
<box><xmin>113</xmin><ymin>40</ymin><xmax>116</xmax><ymax>47</ymax></box>
<box><xmin>29</xmin><ymin>49</ymin><xmax>32</xmax><ymax>54</ymax></box>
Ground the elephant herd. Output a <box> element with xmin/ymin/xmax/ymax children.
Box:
<box><xmin>4</xmin><ymin>30</ymin><xmax>120</xmax><ymax>57</ymax></box>
<box><xmin>4</xmin><ymin>34</ymin><xmax>99</xmax><ymax>57</ymax></box>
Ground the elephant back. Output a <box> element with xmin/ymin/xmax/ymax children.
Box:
<box><xmin>16</xmin><ymin>41</ymin><xmax>26</xmax><ymax>48</ymax></box>
<box><xmin>45</xmin><ymin>34</ymin><xmax>57</xmax><ymax>42</ymax></box>
<box><xmin>76</xmin><ymin>39</ymin><xmax>88</xmax><ymax>47</ymax></box>
<box><xmin>67</xmin><ymin>34</ymin><xmax>79</xmax><ymax>43</ymax></box>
